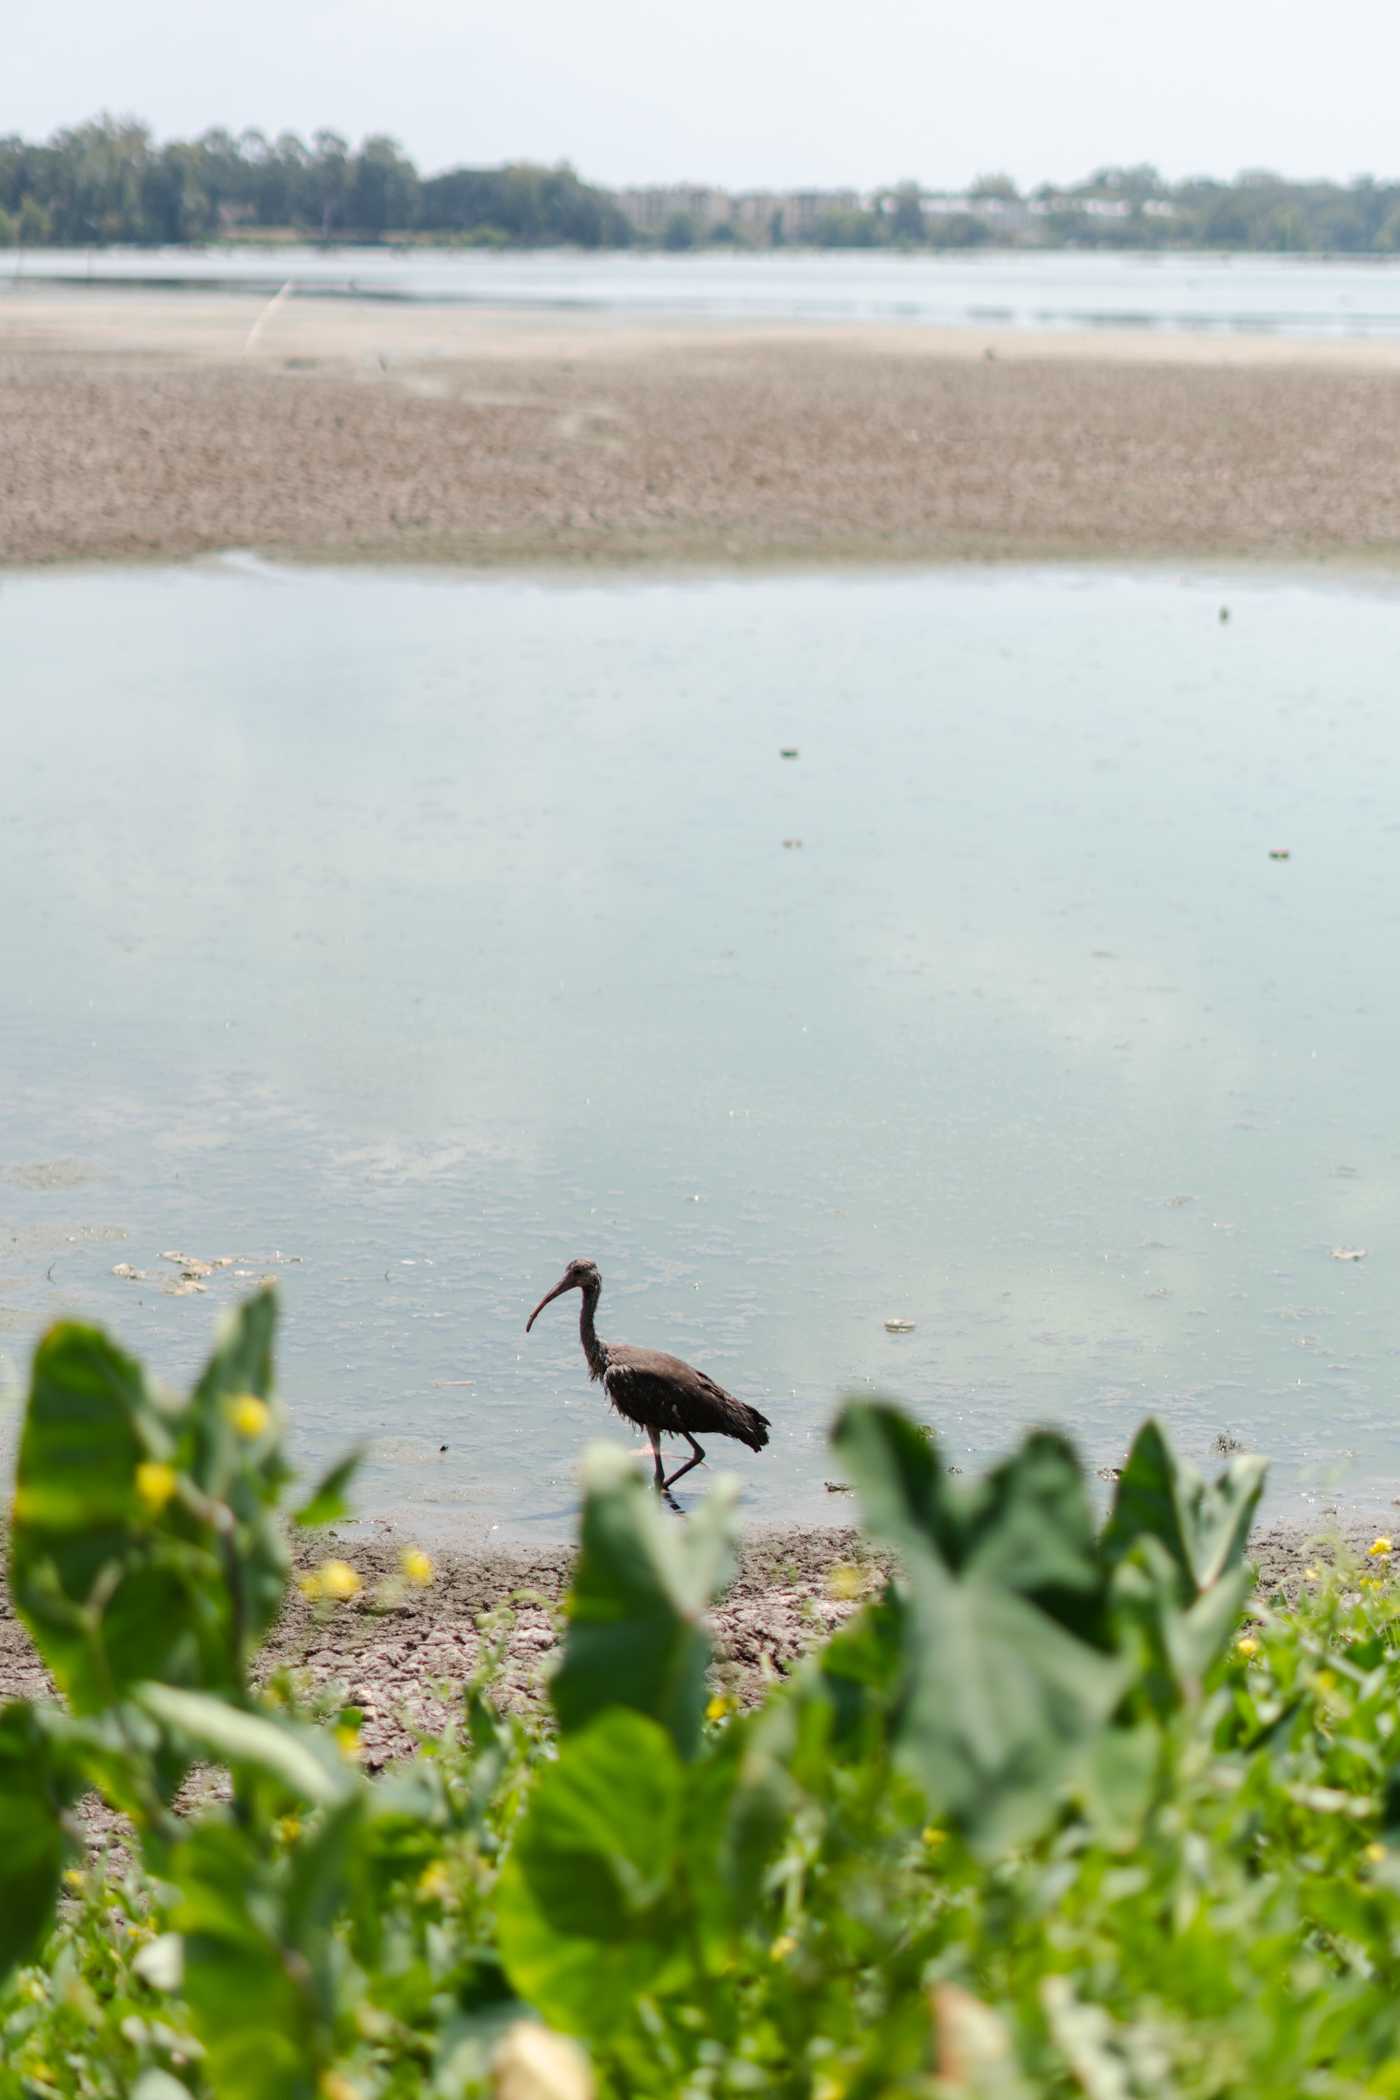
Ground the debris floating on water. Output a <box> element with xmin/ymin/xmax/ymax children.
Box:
<box><xmin>782</xmin><ymin>837</ymin><xmax>803</xmax><ymax>849</ymax></box>
<box><xmin>823</xmin><ymin>1479</ymin><xmax>853</xmax><ymax>1494</ymax></box>
<box><xmin>780</xmin><ymin>747</ymin><xmax>799</xmax><ymax>759</ymax></box>
<box><xmin>111</xmin><ymin>1263</ymin><xmax>146</xmax><ymax>1281</ymax></box>
<box><xmin>1330</xmin><ymin>1247</ymin><xmax>1367</xmax><ymax>1262</ymax></box>
<box><xmin>1269</xmin><ymin>848</ymin><xmax>1291</xmax><ymax>861</ymax></box>
<box><xmin>883</xmin><ymin>1317</ymin><xmax>916</xmax><ymax>1334</ymax></box>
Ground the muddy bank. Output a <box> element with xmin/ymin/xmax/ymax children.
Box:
<box><xmin>0</xmin><ymin>1508</ymin><xmax>1385</xmax><ymax>1790</ymax></box>
<box><xmin>7</xmin><ymin>296</ymin><xmax>1400</xmax><ymax>568</ymax></box>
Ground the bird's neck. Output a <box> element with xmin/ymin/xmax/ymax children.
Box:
<box><xmin>579</xmin><ymin>1284</ymin><xmax>607</xmax><ymax>1378</ymax></box>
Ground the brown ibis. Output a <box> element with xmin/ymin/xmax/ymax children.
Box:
<box><xmin>525</xmin><ymin>1257</ymin><xmax>771</xmax><ymax>1493</ymax></box>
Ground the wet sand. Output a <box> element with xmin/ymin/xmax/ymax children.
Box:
<box><xmin>7</xmin><ymin>289</ymin><xmax>1400</xmax><ymax>568</ymax></box>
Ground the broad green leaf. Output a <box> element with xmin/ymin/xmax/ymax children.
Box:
<box><xmin>164</xmin><ymin>1823</ymin><xmax>323</xmax><ymax>2100</ymax></box>
<box><xmin>293</xmin><ymin>1450</ymin><xmax>362</xmax><ymax>1528</ymax></box>
<box><xmin>551</xmin><ymin>1444</ymin><xmax>738</xmax><ymax>1758</ymax></box>
<box><xmin>835</xmin><ymin>1406</ymin><xmax>1101</xmax><ymax>1619</ymax></box>
<box><xmin>11</xmin><ymin>1303</ymin><xmax>291</xmax><ymax>1712</ymax></box>
<box><xmin>896</xmin><ymin>1563</ymin><xmax>1127</xmax><ymax>1852</ymax></box>
<box><xmin>0</xmin><ymin>1701</ymin><xmax>77</xmax><ymax>1978</ymax></box>
<box><xmin>834</xmin><ymin>1401</ymin><xmax>1126</xmax><ymax>1852</ymax></box>
<box><xmin>497</xmin><ymin>1709</ymin><xmax>689</xmax><ymax>2036</ymax></box>
<box><xmin>1102</xmin><ymin>1419</ymin><xmax>1266</xmax><ymax>1597</ymax></box>
<box><xmin>135</xmin><ymin>1684</ymin><xmax>353</xmax><ymax>1806</ymax></box>
<box><xmin>1078</xmin><ymin>1724</ymin><xmax>1163</xmax><ymax>1845</ymax></box>
<box><xmin>188</xmin><ymin>1289</ymin><xmax>278</xmax><ymax>1499</ymax></box>
<box><xmin>1109</xmin><ymin>1536</ymin><xmax>1254</xmax><ymax>1715</ymax></box>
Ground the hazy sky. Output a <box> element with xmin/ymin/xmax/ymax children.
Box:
<box><xmin>10</xmin><ymin>0</ymin><xmax>1400</xmax><ymax>190</ymax></box>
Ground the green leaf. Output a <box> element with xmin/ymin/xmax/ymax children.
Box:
<box><xmin>1102</xmin><ymin>1419</ymin><xmax>1267</xmax><ymax>1597</ymax></box>
<box><xmin>497</xmin><ymin>1709</ymin><xmax>689</xmax><ymax>2036</ymax></box>
<box><xmin>293</xmin><ymin>1450</ymin><xmax>362</xmax><ymax>1528</ymax></box>
<box><xmin>551</xmin><ymin>1444</ymin><xmax>738</xmax><ymax>1758</ymax></box>
<box><xmin>164</xmin><ymin>1822</ymin><xmax>325</xmax><ymax>2100</ymax></box>
<box><xmin>896</xmin><ymin>1564</ymin><xmax>1127</xmax><ymax>1852</ymax></box>
<box><xmin>834</xmin><ymin>1401</ymin><xmax>1127</xmax><ymax>1852</ymax></box>
<box><xmin>11</xmin><ymin>1304</ymin><xmax>291</xmax><ymax>1713</ymax></box>
<box><xmin>188</xmin><ymin>1289</ymin><xmax>278</xmax><ymax>1499</ymax></box>
<box><xmin>135</xmin><ymin>1685</ymin><xmax>354</xmax><ymax>1806</ymax></box>
<box><xmin>0</xmin><ymin>1701</ymin><xmax>78</xmax><ymax>1978</ymax></box>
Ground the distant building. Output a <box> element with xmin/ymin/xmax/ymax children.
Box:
<box><xmin>614</xmin><ymin>185</ymin><xmax>865</xmax><ymax>242</ymax></box>
<box><xmin>777</xmin><ymin>190</ymin><xmax>861</xmax><ymax>238</ymax></box>
<box><xmin>919</xmin><ymin>192</ymin><xmax>1033</xmax><ymax>233</ymax></box>
<box><xmin>615</xmin><ymin>186</ymin><xmax>730</xmax><ymax>235</ymax></box>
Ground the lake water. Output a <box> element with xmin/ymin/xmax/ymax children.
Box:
<box><xmin>11</xmin><ymin>246</ymin><xmax>1400</xmax><ymax>340</ymax></box>
<box><xmin>3</xmin><ymin>561</ymin><xmax>1399</xmax><ymax>1543</ymax></box>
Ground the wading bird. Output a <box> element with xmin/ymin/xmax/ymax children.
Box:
<box><xmin>525</xmin><ymin>1258</ymin><xmax>771</xmax><ymax>1493</ymax></box>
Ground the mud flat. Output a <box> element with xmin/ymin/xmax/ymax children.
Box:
<box><xmin>7</xmin><ymin>290</ymin><xmax>1400</xmax><ymax>568</ymax></box>
<box><xmin>0</xmin><ymin>1512</ymin><xmax>1385</xmax><ymax>1790</ymax></box>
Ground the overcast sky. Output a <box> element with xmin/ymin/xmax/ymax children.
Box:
<box><xmin>9</xmin><ymin>0</ymin><xmax>1400</xmax><ymax>191</ymax></box>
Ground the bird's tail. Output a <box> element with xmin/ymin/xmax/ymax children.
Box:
<box><xmin>737</xmin><ymin>1404</ymin><xmax>771</xmax><ymax>1453</ymax></box>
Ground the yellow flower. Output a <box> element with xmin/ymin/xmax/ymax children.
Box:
<box><xmin>298</xmin><ymin>1570</ymin><xmax>324</xmax><ymax>1601</ymax></box>
<box><xmin>228</xmin><ymin>1393</ymin><xmax>271</xmax><ymax>1439</ymax></box>
<box><xmin>1360</xmin><ymin>1577</ymin><xmax>1383</xmax><ymax>1593</ymax></box>
<box><xmin>922</xmin><ymin>1826</ymin><xmax>947</xmax><ymax>1850</ymax></box>
<box><xmin>1369</xmin><ymin>1538</ymin><xmax>1393</xmax><ymax>1558</ymax></box>
<box><xmin>319</xmin><ymin>1560</ymin><xmax>361</xmax><ymax>1601</ymax></box>
<box><xmin>18</xmin><ymin>1973</ymin><xmax>44</xmax><ymax>2004</ymax></box>
<box><xmin>769</xmin><ymin>1934</ymin><xmax>797</xmax><ymax>1962</ymax></box>
<box><xmin>705</xmin><ymin>1693</ymin><xmax>731</xmax><ymax>1723</ymax></box>
<box><xmin>335</xmin><ymin>1724</ymin><xmax>362</xmax><ymax>1760</ymax></box>
<box><xmin>827</xmin><ymin>1563</ymin><xmax>865</xmax><ymax>1602</ymax></box>
<box><xmin>1303</xmin><ymin>1565</ymin><xmax>1320</xmax><ymax>1582</ymax></box>
<box><xmin>134</xmin><ymin>1461</ymin><xmax>177</xmax><ymax>1515</ymax></box>
<box><xmin>275</xmin><ymin>1816</ymin><xmax>301</xmax><ymax>1845</ymax></box>
<box><xmin>416</xmin><ymin>1860</ymin><xmax>451</xmax><ymax>1902</ymax></box>
<box><xmin>1236</xmin><ymin>1635</ymin><xmax>1260</xmax><ymax>1659</ymax></box>
<box><xmin>400</xmin><ymin>1547</ymin><xmax>434</xmax><ymax>1587</ymax></box>
<box><xmin>62</xmin><ymin>1868</ymin><xmax>85</xmax><ymax>1893</ymax></box>
<box><xmin>1365</xmin><ymin>1841</ymin><xmax>1387</xmax><ymax>1865</ymax></box>
<box><xmin>1316</xmin><ymin>1670</ymin><xmax>1337</xmax><ymax>1693</ymax></box>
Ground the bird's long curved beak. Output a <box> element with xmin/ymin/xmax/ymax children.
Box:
<box><xmin>526</xmin><ymin>1274</ymin><xmax>577</xmax><ymax>1334</ymax></box>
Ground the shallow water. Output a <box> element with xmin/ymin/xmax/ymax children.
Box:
<box><xmin>3</xmin><ymin>562</ymin><xmax>1399</xmax><ymax>1541</ymax></box>
<box><xmin>11</xmin><ymin>247</ymin><xmax>1400</xmax><ymax>339</ymax></box>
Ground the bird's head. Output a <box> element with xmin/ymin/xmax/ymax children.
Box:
<box><xmin>526</xmin><ymin>1258</ymin><xmax>600</xmax><ymax>1333</ymax></box>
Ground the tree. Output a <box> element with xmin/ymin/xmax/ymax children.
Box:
<box><xmin>347</xmin><ymin>135</ymin><xmax>418</xmax><ymax>235</ymax></box>
<box><xmin>308</xmin><ymin>129</ymin><xmax>350</xmax><ymax>236</ymax></box>
<box><xmin>17</xmin><ymin>195</ymin><xmax>51</xmax><ymax>243</ymax></box>
<box><xmin>662</xmin><ymin>209</ymin><xmax>696</xmax><ymax>250</ymax></box>
<box><xmin>887</xmin><ymin>180</ymin><xmax>926</xmax><ymax>242</ymax></box>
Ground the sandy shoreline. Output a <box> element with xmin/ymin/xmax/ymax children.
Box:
<box><xmin>7</xmin><ymin>290</ymin><xmax>1400</xmax><ymax>568</ymax></box>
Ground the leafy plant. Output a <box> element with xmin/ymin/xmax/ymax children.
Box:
<box><xmin>4</xmin><ymin>1294</ymin><xmax>1400</xmax><ymax>2100</ymax></box>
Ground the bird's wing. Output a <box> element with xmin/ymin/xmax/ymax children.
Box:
<box><xmin>606</xmin><ymin>1345</ymin><xmax>763</xmax><ymax>1442</ymax></box>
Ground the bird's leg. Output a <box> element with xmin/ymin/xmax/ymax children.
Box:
<box><xmin>661</xmin><ymin>1433</ymin><xmax>706</xmax><ymax>1492</ymax></box>
<box><xmin>647</xmin><ymin>1426</ymin><xmax>667</xmax><ymax>1492</ymax></box>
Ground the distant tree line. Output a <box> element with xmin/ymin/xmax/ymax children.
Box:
<box><xmin>0</xmin><ymin>116</ymin><xmax>631</xmax><ymax>247</ymax></box>
<box><xmin>6</xmin><ymin>123</ymin><xmax>1400</xmax><ymax>254</ymax></box>
<box><xmin>792</xmin><ymin>167</ymin><xmax>1400</xmax><ymax>254</ymax></box>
